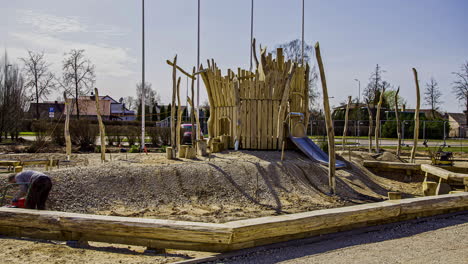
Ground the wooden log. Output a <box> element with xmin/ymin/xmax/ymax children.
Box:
<box><xmin>374</xmin><ymin>87</ymin><xmax>385</xmax><ymax>153</ymax></box>
<box><xmin>171</xmin><ymin>56</ymin><xmax>178</xmax><ymax>150</ymax></box>
<box><xmin>14</xmin><ymin>166</ymin><xmax>23</xmax><ymax>173</ymax></box>
<box><xmin>277</xmin><ymin>64</ymin><xmax>297</xmax><ymax>139</ymax></box>
<box><xmin>362</xmin><ymin>161</ymin><xmax>421</xmax><ymax>171</ymax></box>
<box><xmin>197</xmin><ymin>140</ymin><xmax>208</xmax><ymax>156</ymax></box>
<box><xmin>394</xmin><ymin>87</ymin><xmax>402</xmax><ymax>157</ymax></box>
<box><xmin>315</xmin><ymin>42</ymin><xmax>336</xmax><ymax>194</ymax></box>
<box><xmin>211</xmin><ymin>142</ymin><xmax>223</xmax><ymax>153</ymax></box>
<box><xmin>366</xmin><ymin>101</ymin><xmax>373</xmax><ymax>153</ymax></box>
<box><xmin>0</xmin><ymin>194</ymin><xmax>467</xmax><ymax>253</ymax></box>
<box><xmin>94</xmin><ymin>88</ymin><xmax>106</xmax><ymax>162</ymax></box>
<box><xmin>179</xmin><ymin>145</ymin><xmax>189</xmax><ymax>158</ymax></box>
<box><xmin>410</xmin><ymin>68</ymin><xmax>421</xmax><ymax>163</ymax></box>
<box><xmin>190</xmin><ymin>67</ymin><xmax>197</xmax><ymax>144</ymax></box>
<box><xmin>342</xmin><ymin>96</ymin><xmax>352</xmax><ymax>151</ymax></box>
<box><xmin>227</xmin><ymin>193</ymin><xmax>468</xmax><ymax>245</ymax></box>
<box><xmin>63</xmin><ymin>92</ymin><xmax>72</xmax><ymax>160</ymax></box>
<box><xmin>421</xmin><ymin>164</ymin><xmax>468</xmax><ymax>181</ymax></box>
<box><xmin>176</xmin><ymin>77</ymin><xmax>183</xmax><ymax>154</ymax></box>
<box><xmin>166</xmin><ymin>60</ymin><xmax>196</xmax><ymax>80</ymax></box>
<box><xmin>166</xmin><ymin>147</ymin><xmax>174</xmax><ymax>160</ymax></box>
<box><xmin>220</xmin><ymin>135</ymin><xmax>230</xmax><ymax>150</ymax></box>
<box><xmin>465</xmin><ymin>178</ymin><xmax>468</xmax><ymax>192</ymax></box>
<box><xmin>185</xmin><ymin>147</ymin><xmax>197</xmax><ymax>159</ymax></box>
<box><xmin>388</xmin><ymin>192</ymin><xmax>402</xmax><ymax>200</ymax></box>
<box><xmin>0</xmin><ymin>208</ymin><xmax>232</xmax><ymax>252</ymax></box>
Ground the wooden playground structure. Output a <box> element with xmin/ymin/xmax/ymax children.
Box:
<box><xmin>200</xmin><ymin>46</ymin><xmax>309</xmax><ymax>151</ymax></box>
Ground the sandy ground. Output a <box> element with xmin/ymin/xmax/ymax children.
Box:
<box><xmin>0</xmin><ymin>151</ymin><xmax>424</xmax><ymax>223</ymax></box>
<box><xmin>0</xmin><ymin>238</ymin><xmax>214</xmax><ymax>264</ymax></box>
<box><xmin>207</xmin><ymin>212</ymin><xmax>468</xmax><ymax>264</ymax></box>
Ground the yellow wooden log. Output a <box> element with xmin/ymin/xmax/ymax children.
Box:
<box><xmin>342</xmin><ymin>96</ymin><xmax>352</xmax><ymax>151</ymax></box>
<box><xmin>315</xmin><ymin>42</ymin><xmax>336</xmax><ymax>194</ymax></box>
<box><xmin>410</xmin><ymin>68</ymin><xmax>421</xmax><ymax>163</ymax></box>
<box><xmin>176</xmin><ymin>77</ymin><xmax>183</xmax><ymax>154</ymax></box>
<box><xmin>375</xmin><ymin>87</ymin><xmax>385</xmax><ymax>153</ymax></box>
<box><xmin>179</xmin><ymin>145</ymin><xmax>189</xmax><ymax>158</ymax></box>
<box><xmin>166</xmin><ymin>147</ymin><xmax>174</xmax><ymax>160</ymax></box>
<box><xmin>366</xmin><ymin>101</ymin><xmax>373</xmax><ymax>153</ymax></box>
<box><xmin>395</xmin><ymin>87</ymin><xmax>402</xmax><ymax>157</ymax></box>
<box><xmin>171</xmin><ymin>56</ymin><xmax>178</xmax><ymax>150</ymax></box>
<box><xmin>94</xmin><ymin>88</ymin><xmax>106</xmax><ymax>162</ymax></box>
<box><xmin>63</xmin><ymin>92</ymin><xmax>72</xmax><ymax>160</ymax></box>
<box><xmin>166</xmin><ymin>60</ymin><xmax>196</xmax><ymax>80</ymax></box>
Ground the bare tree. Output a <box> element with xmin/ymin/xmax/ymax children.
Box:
<box><xmin>364</xmin><ymin>64</ymin><xmax>385</xmax><ymax>107</ymax></box>
<box><xmin>20</xmin><ymin>51</ymin><xmax>55</xmax><ymax>119</ymax></box>
<box><xmin>123</xmin><ymin>96</ymin><xmax>136</xmax><ymax>111</ymax></box>
<box><xmin>452</xmin><ymin>61</ymin><xmax>468</xmax><ymax>125</ymax></box>
<box><xmin>0</xmin><ymin>53</ymin><xmax>28</xmax><ymax>141</ymax></box>
<box><xmin>424</xmin><ymin>77</ymin><xmax>443</xmax><ymax>118</ymax></box>
<box><xmin>61</xmin><ymin>49</ymin><xmax>95</xmax><ymax>119</ymax></box>
<box><xmin>275</xmin><ymin>39</ymin><xmax>319</xmax><ymax>109</ymax></box>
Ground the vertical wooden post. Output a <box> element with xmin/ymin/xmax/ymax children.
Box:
<box><xmin>374</xmin><ymin>88</ymin><xmax>385</xmax><ymax>153</ymax></box>
<box><xmin>94</xmin><ymin>88</ymin><xmax>106</xmax><ymax>162</ymax></box>
<box><xmin>395</xmin><ymin>86</ymin><xmax>402</xmax><ymax>157</ymax></box>
<box><xmin>342</xmin><ymin>96</ymin><xmax>351</xmax><ymax>151</ymax></box>
<box><xmin>176</xmin><ymin>77</ymin><xmax>182</xmax><ymax>153</ymax></box>
<box><xmin>315</xmin><ymin>42</ymin><xmax>336</xmax><ymax>194</ymax></box>
<box><xmin>191</xmin><ymin>67</ymin><xmax>196</xmax><ymax>146</ymax></box>
<box><xmin>170</xmin><ymin>56</ymin><xmax>177</xmax><ymax>158</ymax></box>
<box><xmin>63</xmin><ymin>92</ymin><xmax>72</xmax><ymax>161</ymax></box>
<box><xmin>366</xmin><ymin>101</ymin><xmax>373</xmax><ymax>153</ymax></box>
<box><xmin>410</xmin><ymin>68</ymin><xmax>421</xmax><ymax>163</ymax></box>
<box><xmin>233</xmin><ymin>77</ymin><xmax>241</xmax><ymax>150</ymax></box>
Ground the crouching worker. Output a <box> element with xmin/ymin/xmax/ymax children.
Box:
<box><xmin>8</xmin><ymin>170</ymin><xmax>52</xmax><ymax>210</ymax></box>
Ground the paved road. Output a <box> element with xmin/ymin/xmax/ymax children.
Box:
<box><xmin>202</xmin><ymin>212</ymin><xmax>468</xmax><ymax>264</ymax></box>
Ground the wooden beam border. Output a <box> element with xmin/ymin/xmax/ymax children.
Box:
<box><xmin>0</xmin><ymin>193</ymin><xmax>467</xmax><ymax>252</ymax></box>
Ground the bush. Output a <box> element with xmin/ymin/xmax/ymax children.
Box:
<box><xmin>319</xmin><ymin>140</ymin><xmax>328</xmax><ymax>154</ymax></box>
<box><xmin>125</xmin><ymin>126</ymin><xmax>139</xmax><ymax>146</ymax></box>
<box><xmin>157</xmin><ymin>127</ymin><xmax>171</xmax><ymax>146</ymax></box>
<box><xmin>147</xmin><ymin>127</ymin><xmax>159</xmax><ymax>147</ymax></box>
<box><xmin>50</xmin><ymin>125</ymin><xmax>65</xmax><ymax>146</ymax></box>
<box><xmin>129</xmin><ymin>145</ymin><xmax>140</xmax><ymax>153</ymax></box>
<box><xmin>70</xmin><ymin>120</ymin><xmax>98</xmax><ymax>151</ymax></box>
<box><xmin>28</xmin><ymin>120</ymin><xmax>49</xmax><ymax>152</ymax></box>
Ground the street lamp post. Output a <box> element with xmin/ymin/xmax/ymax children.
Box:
<box><xmin>354</xmin><ymin>79</ymin><xmax>361</xmax><ymax>143</ymax></box>
<box><xmin>141</xmin><ymin>0</ymin><xmax>146</xmax><ymax>150</ymax></box>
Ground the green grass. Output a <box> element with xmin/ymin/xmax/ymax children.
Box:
<box><xmin>19</xmin><ymin>132</ymin><xmax>37</xmax><ymax>136</ymax></box>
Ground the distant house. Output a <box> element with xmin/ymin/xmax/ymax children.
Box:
<box><xmin>447</xmin><ymin>113</ymin><xmax>467</xmax><ymax>138</ymax></box>
<box><xmin>65</xmin><ymin>95</ymin><xmax>136</xmax><ymax>121</ymax></box>
<box><xmin>26</xmin><ymin>101</ymin><xmax>65</xmax><ymax>119</ymax></box>
<box><xmin>66</xmin><ymin>96</ymin><xmax>112</xmax><ymax>120</ymax></box>
<box><xmin>398</xmin><ymin>109</ymin><xmax>443</xmax><ymax>120</ymax></box>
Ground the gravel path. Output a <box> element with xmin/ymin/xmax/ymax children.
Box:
<box><xmin>204</xmin><ymin>212</ymin><xmax>468</xmax><ymax>264</ymax></box>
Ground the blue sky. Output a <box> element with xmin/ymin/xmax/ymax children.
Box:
<box><xmin>2</xmin><ymin>0</ymin><xmax>468</xmax><ymax>112</ymax></box>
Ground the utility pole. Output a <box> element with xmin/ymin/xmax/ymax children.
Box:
<box><xmin>249</xmin><ymin>0</ymin><xmax>254</xmax><ymax>71</ymax></box>
<box><xmin>141</xmin><ymin>0</ymin><xmax>146</xmax><ymax>150</ymax></box>
<box><xmin>196</xmin><ymin>0</ymin><xmax>201</xmax><ymax>139</ymax></box>
<box><xmin>301</xmin><ymin>0</ymin><xmax>305</xmax><ymax>65</ymax></box>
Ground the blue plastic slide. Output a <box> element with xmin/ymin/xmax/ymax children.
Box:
<box><xmin>289</xmin><ymin>136</ymin><xmax>347</xmax><ymax>169</ymax></box>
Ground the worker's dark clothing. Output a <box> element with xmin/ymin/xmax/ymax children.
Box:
<box><xmin>15</xmin><ymin>171</ymin><xmax>52</xmax><ymax>210</ymax></box>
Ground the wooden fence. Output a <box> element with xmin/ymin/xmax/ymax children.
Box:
<box><xmin>201</xmin><ymin>48</ymin><xmax>309</xmax><ymax>150</ymax></box>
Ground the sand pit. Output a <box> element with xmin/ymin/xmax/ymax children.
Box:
<box><xmin>0</xmin><ymin>150</ymin><xmax>422</xmax><ymax>223</ymax></box>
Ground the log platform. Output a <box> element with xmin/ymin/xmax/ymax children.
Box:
<box><xmin>0</xmin><ymin>193</ymin><xmax>467</xmax><ymax>252</ymax></box>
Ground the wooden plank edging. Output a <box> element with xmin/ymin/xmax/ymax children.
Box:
<box><xmin>0</xmin><ymin>193</ymin><xmax>467</xmax><ymax>252</ymax></box>
<box><xmin>363</xmin><ymin>161</ymin><xmax>421</xmax><ymax>171</ymax></box>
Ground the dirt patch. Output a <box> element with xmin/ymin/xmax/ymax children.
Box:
<box><xmin>0</xmin><ymin>237</ymin><xmax>212</xmax><ymax>264</ymax></box>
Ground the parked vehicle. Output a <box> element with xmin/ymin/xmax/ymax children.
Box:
<box><xmin>181</xmin><ymin>124</ymin><xmax>202</xmax><ymax>144</ymax></box>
